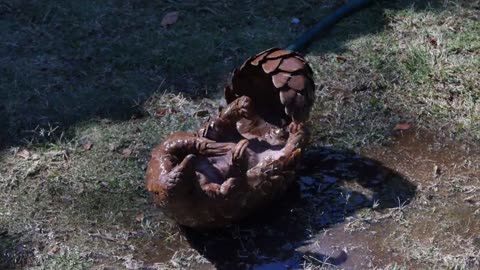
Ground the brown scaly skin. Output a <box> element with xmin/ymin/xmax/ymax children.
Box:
<box><xmin>146</xmin><ymin>129</ymin><xmax>305</xmax><ymax>229</ymax></box>
<box><xmin>146</xmin><ymin>48</ymin><xmax>314</xmax><ymax>229</ymax></box>
<box><xmin>146</xmin><ymin>132</ymin><xmax>234</xmax><ymax>203</ymax></box>
<box><xmin>199</xmin><ymin>96</ymin><xmax>292</xmax><ymax>146</ymax></box>
<box><xmin>225</xmin><ymin>48</ymin><xmax>315</xmax><ymax>126</ymax></box>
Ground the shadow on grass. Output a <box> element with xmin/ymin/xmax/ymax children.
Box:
<box><xmin>304</xmin><ymin>0</ymin><xmax>464</xmax><ymax>54</ymax></box>
<box><xmin>0</xmin><ymin>0</ymin><xmax>467</xmax><ymax>148</ymax></box>
<box><xmin>0</xmin><ymin>231</ymin><xmax>31</xmax><ymax>270</ymax></box>
<box><xmin>183</xmin><ymin>147</ymin><xmax>416</xmax><ymax>269</ymax></box>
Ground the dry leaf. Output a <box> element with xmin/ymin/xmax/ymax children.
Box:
<box><xmin>155</xmin><ymin>108</ymin><xmax>178</xmax><ymax>118</ymax></box>
<box><xmin>48</xmin><ymin>245</ymin><xmax>60</xmax><ymax>255</ymax></box>
<box><xmin>26</xmin><ymin>161</ymin><xmax>41</xmax><ymax>176</ymax></box>
<box><xmin>16</xmin><ymin>149</ymin><xmax>31</xmax><ymax>159</ymax></box>
<box><xmin>433</xmin><ymin>165</ymin><xmax>441</xmax><ymax>178</ymax></box>
<box><xmin>154</xmin><ymin>108</ymin><xmax>168</xmax><ymax>118</ymax></box>
<box><xmin>194</xmin><ymin>110</ymin><xmax>209</xmax><ymax>117</ymax></box>
<box><xmin>161</xmin><ymin>12</ymin><xmax>179</xmax><ymax>27</ymax></box>
<box><xmin>135</xmin><ymin>213</ymin><xmax>145</xmax><ymax>222</ymax></box>
<box><xmin>82</xmin><ymin>141</ymin><xmax>93</xmax><ymax>150</ymax></box>
<box><xmin>428</xmin><ymin>37</ymin><xmax>438</xmax><ymax>48</ymax></box>
<box><xmin>336</xmin><ymin>56</ymin><xmax>347</xmax><ymax>62</ymax></box>
<box><xmin>464</xmin><ymin>196</ymin><xmax>475</xmax><ymax>204</ymax></box>
<box><xmin>122</xmin><ymin>148</ymin><xmax>133</xmax><ymax>158</ymax></box>
<box><xmin>291</xmin><ymin>17</ymin><xmax>300</xmax><ymax>24</ymax></box>
<box><xmin>108</xmin><ymin>143</ymin><xmax>116</xmax><ymax>151</ymax></box>
<box><xmin>393</xmin><ymin>123</ymin><xmax>412</xmax><ymax>131</ymax></box>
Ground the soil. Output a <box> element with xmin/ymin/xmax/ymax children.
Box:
<box><xmin>133</xmin><ymin>130</ymin><xmax>480</xmax><ymax>269</ymax></box>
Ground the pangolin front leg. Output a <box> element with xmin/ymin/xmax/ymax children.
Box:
<box><xmin>232</xmin><ymin>139</ymin><xmax>249</xmax><ymax>171</ymax></box>
<box><xmin>200</xmin><ymin>96</ymin><xmax>255</xmax><ymax>141</ymax></box>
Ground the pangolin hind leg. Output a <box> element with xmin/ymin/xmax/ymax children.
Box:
<box><xmin>200</xmin><ymin>139</ymin><xmax>250</xmax><ymax>197</ymax></box>
<box><xmin>147</xmin><ymin>132</ymin><xmax>233</xmax><ymax>200</ymax></box>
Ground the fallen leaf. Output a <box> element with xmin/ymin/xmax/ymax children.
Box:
<box><xmin>154</xmin><ymin>108</ymin><xmax>168</xmax><ymax>118</ymax></box>
<box><xmin>108</xmin><ymin>143</ymin><xmax>117</xmax><ymax>151</ymax></box>
<box><xmin>154</xmin><ymin>108</ymin><xmax>178</xmax><ymax>118</ymax></box>
<box><xmin>291</xmin><ymin>17</ymin><xmax>300</xmax><ymax>24</ymax></box>
<box><xmin>99</xmin><ymin>181</ymin><xmax>108</xmax><ymax>189</ymax></box>
<box><xmin>464</xmin><ymin>196</ymin><xmax>475</xmax><ymax>204</ymax></box>
<box><xmin>89</xmin><ymin>233</ymin><xmax>116</xmax><ymax>242</ymax></box>
<box><xmin>393</xmin><ymin>123</ymin><xmax>412</xmax><ymax>131</ymax></box>
<box><xmin>61</xmin><ymin>195</ymin><xmax>73</xmax><ymax>203</ymax></box>
<box><xmin>26</xmin><ymin>161</ymin><xmax>41</xmax><ymax>176</ymax></box>
<box><xmin>82</xmin><ymin>141</ymin><xmax>93</xmax><ymax>150</ymax></box>
<box><xmin>135</xmin><ymin>213</ymin><xmax>145</xmax><ymax>222</ymax></box>
<box><xmin>428</xmin><ymin>37</ymin><xmax>438</xmax><ymax>48</ymax></box>
<box><xmin>63</xmin><ymin>150</ymin><xmax>70</xmax><ymax>161</ymax></box>
<box><xmin>194</xmin><ymin>110</ymin><xmax>209</xmax><ymax>117</ymax></box>
<box><xmin>122</xmin><ymin>148</ymin><xmax>133</xmax><ymax>158</ymax></box>
<box><xmin>433</xmin><ymin>165</ymin><xmax>441</xmax><ymax>178</ymax></box>
<box><xmin>16</xmin><ymin>149</ymin><xmax>31</xmax><ymax>159</ymax></box>
<box><xmin>46</xmin><ymin>150</ymin><xmax>66</xmax><ymax>158</ymax></box>
<box><xmin>161</xmin><ymin>12</ymin><xmax>178</xmax><ymax>27</ymax></box>
<box><xmin>336</xmin><ymin>56</ymin><xmax>347</xmax><ymax>62</ymax></box>
<box><xmin>48</xmin><ymin>245</ymin><xmax>60</xmax><ymax>255</ymax></box>
<box><xmin>76</xmin><ymin>185</ymin><xmax>85</xmax><ymax>195</ymax></box>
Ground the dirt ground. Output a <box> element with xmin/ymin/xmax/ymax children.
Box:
<box><xmin>1</xmin><ymin>0</ymin><xmax>479</xmax><ymax>269</ymax></box>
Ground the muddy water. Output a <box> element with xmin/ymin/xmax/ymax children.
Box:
<box><xmin>135</xmin><ymin>130</ymin><xmax>479</xmax><ymax>269</ymax></box>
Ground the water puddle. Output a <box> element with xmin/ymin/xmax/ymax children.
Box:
<box><xmin>135</xmin><ymin>130</ymin><xmax>480</xmax><ymax>269</ymax></box>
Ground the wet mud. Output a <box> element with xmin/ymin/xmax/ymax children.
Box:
<box><xmin>135</xmin><ymin>130</ymin><xmax>479</xmax><ymax>269</ymax></box>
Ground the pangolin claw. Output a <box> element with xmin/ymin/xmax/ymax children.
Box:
<box><xmin>232</xmin><ymin>139</ymin><xmax>249</xmax><ymax>164</ymax></box>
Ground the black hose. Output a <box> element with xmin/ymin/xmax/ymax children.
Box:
<box><xmin>285</xmin><ymin>0</ymin><xmax>373</xmax><ymax>52</ymax></box>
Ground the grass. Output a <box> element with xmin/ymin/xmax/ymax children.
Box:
<box><xmin>1</xmin><ymin>0</ymin><xmax>479</xmax><ymax>269</ymax></box>
<box><xmin>308</xmin><ymin>1</ymin><xmax>479</xmax><ymax>148</ymax></box>
<box><xmin>0</xmin><ymin>0</ymin><xmax>328</xmax><ymax>145</ymax></box>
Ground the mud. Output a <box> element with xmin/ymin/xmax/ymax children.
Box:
<box><xmin>135</xmin><ymin>130</ymin><xmax>480</xmax><ymax>269</ymax></box>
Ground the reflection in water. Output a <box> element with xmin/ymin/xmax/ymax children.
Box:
<box><xmin>181</xmin><ymin>147</ymin><xmax>416</xmax><ymax>270</ymax></box>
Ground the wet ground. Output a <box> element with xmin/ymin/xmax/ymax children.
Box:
<box><xmin>133</xmin><ymin>130</ymin><xmax>479</xmax><ymax>269</ymax></box>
